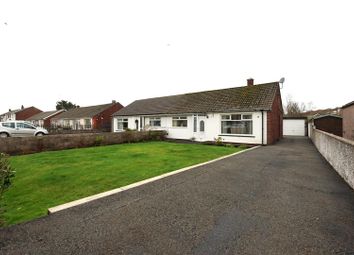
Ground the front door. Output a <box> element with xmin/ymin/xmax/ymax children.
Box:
<box><xmin>197</xmin><ymin>116</ymin><xmax>206</xmax><ymax>141</ymax></box>
<box><xmin>193</xmin><ymin>115</ymin><xmax>206</xmax><ymax>141</ymax></box>
<box><xmin>74</xmin><ymin>120</ymin><xmax>80</xmax><ymax>130</ymax></box>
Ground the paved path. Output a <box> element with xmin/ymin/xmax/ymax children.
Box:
<box><xmin>1</xmin><ymin>137</ymin><xmax>354</xmax><ymax>254</ymax></box>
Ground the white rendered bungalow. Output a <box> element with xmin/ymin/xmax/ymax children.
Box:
<box><xmin>113</xmin><ymin>79</ymin><xmax>283</xmax><ymax>145</ymax></box>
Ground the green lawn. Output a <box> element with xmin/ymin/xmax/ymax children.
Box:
<box><xmin>2</xmin><ymin>141</ymin><xmax>241</xmax><ymax>225</ymax></box>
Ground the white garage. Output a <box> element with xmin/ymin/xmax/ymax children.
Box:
<box><xmin>283</xmin><ymin>118</ymin><xmax>307</xmax><ymax>136</ymax></box>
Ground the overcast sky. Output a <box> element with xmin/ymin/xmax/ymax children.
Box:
<box><xmin>1</xmin><ymin>0</ymin><xmax>353</xmax><ymax>114</ymax></box>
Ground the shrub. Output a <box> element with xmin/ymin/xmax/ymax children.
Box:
<box><xmin>0</xmin><ymin>153</ymin><xmax>15</xmax><ymax>198</ymax></box>
<box><xmin>239</xmin><ymin>144</ymin><xmax>249</xmax><ymax>150</ymax></box>
<box><xmin>122</xmin><ymin>130</ymin><xmax>134</xmax><ymax>143</ymax></box>
<box><xmin>0</xmin><ymin>153</ymin><xmax>15</xmax><ymax>225</ymax></box>
<box><xmin>148</xmin><ymin>130</ymin><xmax>167</xmax><ymax>141</ymax></box>
<box><xmin>94</xmin><ymin>135</ymin><xmax>105</xmax><ymax>146</ymax></box>
<box><xmin>214</xmin><ymin>137</ymin><xmax>223</xmax><ymax>146</ymax></box>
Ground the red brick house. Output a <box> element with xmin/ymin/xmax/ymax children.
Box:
<box><xmin>26</xmin><ymin>110</ymin><xmax>65</xmax><ymax>128</ymax></box>
<box><xmin>0</xmin><ymin>106</ymin><xmax>42</xmax><ymax>122</ymax></box>
<box><xmin>113</xmin><ymin>79</ymin><xmax>283</xmax><ymax>145</ymax></box>
<box><xmin>51</xmin><ymin>102</ymin><xmax>123</xmax><ymax>131</ymax></box>
<box><xmin>342</xmin><ymin>101</ymin><xmax>354</xmax><ymax>140</ymax></box>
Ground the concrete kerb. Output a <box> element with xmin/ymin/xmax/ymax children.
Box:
<box><xmin>47</xmin><ymin>145</ymin><xmax>261</xmax><ymax>214</ymax></box>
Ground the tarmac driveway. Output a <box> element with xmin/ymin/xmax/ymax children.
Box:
<box><xmin>1</xmin><ymin>137</ymin><xmax>354</xmax><ymax>254</ymax></box>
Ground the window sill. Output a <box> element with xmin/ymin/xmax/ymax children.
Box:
<box><xmin>219</xmin><ymin>134</ymin><xmax>255</xmax><ymax>138</ymax></box>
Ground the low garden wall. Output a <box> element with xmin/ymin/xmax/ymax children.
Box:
<box><xmin>310</xmin><ymin>128</ymin><xmax>354</xmax><ymax>189</ymax></box>
<box><xmin>0</xmin><ymin>131</ymin><xmax>166</xmax><ymax>155</ymax></box>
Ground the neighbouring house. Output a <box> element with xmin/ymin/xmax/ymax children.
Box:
<box><xmin>26</xmin><ymin>110</ymin><xmax>66</xmax><ymax>129</ymax></box>
<box><xmin>309</xmin><ymin>114</ymin><xmax>342</xmax><ymax>137</ymax></box>
<box><xmin>298</xmin><ymin>107</ymin><xmax>342</xmax><ymax>117</ymax></box>
<box><xmin>0</xmin><ymin>106</ymin><xmax>42</xmax><ymax>122</ymax></box>
<box><xmin>342</xmin><ymin>101</ymin><xmax>354</xmax><ymax>140</ymax></box>
<box><xmin>51</xmin><ymin>101</ymin><xmax>123</xmax><ymax>131</ymax></box>
<box><xmin>284</xmin><ymin>107</ymin><xmax>344</xmax><ymax>137</ymax></box>
<box><xmin>283</xmin><ymin>116</ymin><xmax>308</xmax><ymax>136</ymax></box>
<box><xmin>112</xmin><ymin>79</ymin><xmax>283</xmax><ymax>145</ymax></box>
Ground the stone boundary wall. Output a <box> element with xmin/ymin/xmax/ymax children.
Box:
<box><xmin>310</xmin><ymin>127</ymin><xmax>354</xmax><ymax>189</ymax></box>
<box><xmin>0</xmin><ymin>131</ymin><xmax>166</xmax><ymax>155</ymax></box>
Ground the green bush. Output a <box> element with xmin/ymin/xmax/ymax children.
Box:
<box><xmin>94</xmin><ymin>135</ymin><xmax>105</xmax><ymax>146</ymax></box>
<box><xmin>239</xmin><ymin>144</ymin><xmax>249</xmax><ymax>150</ymax></box>
<box><xmin>147</xmin><ymin>130</ymin><xmax>167</xmax><ymax>141</ymax></box>
<box><xmin>1</xmin><ymin>153</ymin><xmax>15</xmax><ymax>225</ymax></box>
<box><xmin>0</xmin><ymin>153</ymin><xmax>15</xmax><ymax>198</ymax></box>
<box><xmin>214</xmin><ymin>137</ymin><xmax>223</xmax><ymax>146</ymax></box>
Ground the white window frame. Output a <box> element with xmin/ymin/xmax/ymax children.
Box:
<box><xmin>149</xmin><ymin>117</ymin><xmax>161</xmax><ymax>127</ymax></box>
<box><xmin>172</xmin><ymin>116</ymin><xmax>188</xmax><ymax>128</ymax></box>
<box><xmin>220</xmin><ymin>113</ymin><xmax>253</xmax><ymax>136</ymax></box>
<box><xmin>84</xmin><ymin>118</ymin><xmax>92</xmax><ymax>129</ymax></box>
<box><xmin>117</xmin><ymin>118</ymin><xmax>129</xmax><ymax>131</ymax></box>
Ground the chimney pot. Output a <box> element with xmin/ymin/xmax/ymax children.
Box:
<box><xmin>247</xmin><ymin>78</ymin><xmax>254</xmax><ymax>86</ymax></box>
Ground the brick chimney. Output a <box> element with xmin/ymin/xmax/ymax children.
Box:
<box><xmin>247</xmin><ymin>78</ymin><xmax>254</xmax><ymax>86</ymax></box>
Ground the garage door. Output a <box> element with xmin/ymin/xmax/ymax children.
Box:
<box><xmin>283</xmin><ymin>119</ymin><xmax>306</xmax><ymax>136</ymax></box>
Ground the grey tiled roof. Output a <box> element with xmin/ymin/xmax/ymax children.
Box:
<box><xmin>52</xmin><ymin>103</ymin><xmax>117</xmax><ymax>119</ymax></box>
<box><xmin>113</xmin><ymin>82</ymin><xmax>279</xmax><ymax>116</ymax></box>
<box><xmin>26</xmin><ymin>110</ymin><xmax>64</xmax><ymax>121</ymax></box>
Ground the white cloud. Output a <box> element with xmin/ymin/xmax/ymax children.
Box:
<box><xmin>0</xmin><ymin>0</ymin><xmax>353</xmax><ymax>113</ymax></box>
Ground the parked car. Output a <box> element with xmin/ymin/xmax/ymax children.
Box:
<box><xmin>0</xmin><ymin>121</ymin><xmax>49</xmax><ymax>138</ymax></box>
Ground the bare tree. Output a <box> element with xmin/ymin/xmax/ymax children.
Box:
<box><xmin>284</xmin><ymin>95</ymin><xmax>314</xmax><ymax>116</ymax></box>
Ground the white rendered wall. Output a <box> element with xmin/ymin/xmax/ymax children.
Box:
<box><xmin>199</xmin><ymin>112</ymin><xmax>265</xmax><ymax>144</ymax></box>
<box><xmin>113</xmin><ymin>116</ymin><xmax>139</xmax><ymax>132</ymax></box>
<box><xmin>114</xmin><ymin>111</ymin><xmax>266</xmax><ymax>145</ymax></box>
